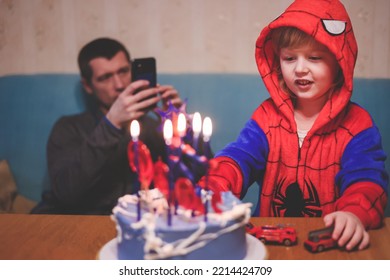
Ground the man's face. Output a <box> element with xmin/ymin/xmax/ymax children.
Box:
<box><xmin>83</xmin><ymin>51</ymin><xmax>132</xmax><ymax>112</ymax></box>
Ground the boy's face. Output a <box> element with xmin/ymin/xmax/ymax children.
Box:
<box><xmin>82</xmin><ymin>51</ymin><xmax>132</xmax><ymax>113</ymax></box>
<box><xmin>279</xmin><ymin>41</ymin><xmax>339</xmax><ymax>104</ymax></box>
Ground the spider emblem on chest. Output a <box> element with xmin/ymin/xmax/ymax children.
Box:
<box><xmin>272</xmin><ymin>178</ymin><xmax>322</xmax><ymax>217</ymax></box>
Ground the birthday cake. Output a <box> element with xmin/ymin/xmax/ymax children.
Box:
<box><xmin>108</xmin><ymin>104</ymin><xmax>254</xmax><ymax>260</ymax></box>
<box><xmin>112</xmin><ymin>189</ymin><xmax>251</xmax><ymax>260</ymax></box>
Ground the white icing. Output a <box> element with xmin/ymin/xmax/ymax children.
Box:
<box><xmin>113</xmin><ymin>206</ymin><xmax>137</xmax><ymax>219</ymax></box>
<box><xmin>119</xmin><ymin>194</ymin><xmax>138</xmax><ymax>205</ymax></box>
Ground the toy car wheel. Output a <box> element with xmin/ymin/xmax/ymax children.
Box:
<box><xmin>283</xmin><ymin>239</ymin><xmax>292</xmax><ymax>246</ymax></box>
<box><xmin>317</xmin><ymin>245</ymin><xmax>324</xmax><ymax>252</ymax></box>
<box><xmin>259</xmin><ymin>238</ymin><xmax>266</xmax><ymax>244</ymax></box>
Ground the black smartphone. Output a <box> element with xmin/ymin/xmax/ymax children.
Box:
<box><xmin>132</xmin><ymin>57</ymin><xmax>157</xmax><ymax>88</ymax></box>
<box><xmin>132</xmin><ymin>57</ymin><xmax>158</xmax><ymax>111</ymax></box>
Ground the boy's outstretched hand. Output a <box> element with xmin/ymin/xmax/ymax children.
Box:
<box><xmin>324</xmin><ymin>211</ymin><xmax>370</xmax><ymax>251</ymax></box>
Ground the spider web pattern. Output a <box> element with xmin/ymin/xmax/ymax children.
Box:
<box><xmin>253</xmin><ymin>98</ymin><xmax>374</xmax><ymax>217</ymax></box>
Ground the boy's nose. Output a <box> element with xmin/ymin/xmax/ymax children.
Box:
<box><xmin>295</xmin><ymin>58</ymin><xmax>309</xmax><ymax>74</ymax></box>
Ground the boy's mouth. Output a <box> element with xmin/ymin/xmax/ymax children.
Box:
<box><xmin>295</xmin><ymin>79</ymin><xmax>313</xmax><ymax>86</ymax></box>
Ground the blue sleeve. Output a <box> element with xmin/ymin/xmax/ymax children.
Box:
<box><xmin>103</xmin><ymin>115</ymin><xmax>122</xmax><ymax>132</ymax></box>
<box><xmin>335</xmin><ymin>126</ymin><xmax>388</xmax><ymax>194</ymax></box>
<box><xmin>216</xmin><ymin>119</ymin><xmax>269</xmax><ymax>194</ymax></box>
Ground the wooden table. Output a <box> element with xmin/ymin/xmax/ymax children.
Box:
<box><xmin>0</xmin><ymin>214</ymin><xmax>389</xmax><ymax>260</ymax></box>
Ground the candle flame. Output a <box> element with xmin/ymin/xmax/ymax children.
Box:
<box><xmin>177</xmin><ymin>113</ymin><xmax>186</xmax><ymax>137</ymax></box>
<box><xmin>203</xmin><ymin>117</ymin><xmax>212</xmax><ymax>142</ymax></box>
<box><xmin>192</xmin><ymin>112</ymin><xmax>202</xmax><ymax>135</ymax></box>
<box><xmin>163</xmin><ymin>119</ymin><xmax>173</xmax><ymax>145</ymax></box>
<box><xmin>130</xmin><ymin>120</ymin><xmax>140</xmax><ymax>141</ymax></box>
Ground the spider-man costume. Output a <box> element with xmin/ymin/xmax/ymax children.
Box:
<box><xmin>206</xmin><ymin>0</ymin><xmax>388</xmax><ymax>229</ymax></box>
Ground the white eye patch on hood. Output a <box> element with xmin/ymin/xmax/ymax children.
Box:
<box><xmin>322</xmin><ymin>19</ymin><xmax>346</xmax><ymax>35</ymax></box>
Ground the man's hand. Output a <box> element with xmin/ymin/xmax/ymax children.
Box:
<box><xmin>106</xmin><ymin>80</ymin><xmax>160</xmax><ymax>129</ymax></box>
<box><xmin>158</xmin><ymin>85</ymin><xmax>183</xmax><ymax>110</ymax></box>
<box><xmin>324</xmin><ymin>211</ymin><xmax>370</xmax><ymax>251</ymax></box>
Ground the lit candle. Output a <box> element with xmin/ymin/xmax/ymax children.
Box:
<box><xmin>192</xmin><ymin>112</ymin><xmax>201</xmax><ymax>153</ymax></box>
<box><xmin>163</xmin><ymin>119</ymin><xmax>173</xmax><ymax>145</ymax></box>
<box><xmin>130</xmin><ymin>120</ymin><xmax>141</xmax><ymax>220</ymax></box>
<box><xmin>202</xmin><ymin>117</ymin><xmax>212</xmax><ymax>159</ymax></box>
<box><xmin>177</xmin><ymin>113</ymin><xmax>186</xmax><ymax>139</ymax></box>
<box><xmin>130</xmin><ymin>120</ymin><xmax>140</xmax><ymax>173</ymax></box>
<box><xmin>163</xmin><ymin>119</ymin><xmax>174</xmax><ymax>226</ymax></box>
<box><xmin>130</xmin><ymin>120</ymin><xmax>140</xmax><ymax>141</ymax></box>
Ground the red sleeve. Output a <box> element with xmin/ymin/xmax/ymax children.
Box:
<box><xmin>335</xmin><ymin>182</ymin><xmax>388</xmax><ymax>229</ymax></box>
<box><xmin>198</xmin><ymin>156</ymin><xmax>243</xmax><ymax>198</ymax></box>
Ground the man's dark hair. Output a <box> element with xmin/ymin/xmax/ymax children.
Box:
<box><xmin>78</xmin><ymin>38</ymin><xmax>131</xmax><ymax>83</ymax></box>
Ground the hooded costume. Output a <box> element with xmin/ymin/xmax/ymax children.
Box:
<box><xmin>207</xmin><ymin>0</ymin><xmax>388</xmax><ymax>229</ymax></box>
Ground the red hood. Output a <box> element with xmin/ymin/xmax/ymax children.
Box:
<box><xmin>255</xmin><ymin>0</ymin><xmax>357</xmax><ymax>132</ymax></box>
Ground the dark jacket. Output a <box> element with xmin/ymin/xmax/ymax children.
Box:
<box><xmin>32</xmin><ymin>109</ymin><xmax>165</xmax><ymax>215</ymax></box>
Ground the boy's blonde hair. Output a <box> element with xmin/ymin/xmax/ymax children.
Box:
<box><xmin>271</xmin><ymin>27</ymin><xmax>344</xmax><ymax>97</ymax></box>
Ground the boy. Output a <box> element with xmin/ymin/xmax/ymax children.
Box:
<box><xmin>204</xmin><ymin>0</ymin><xmax>388</xmax><ymax>251</ymax></box>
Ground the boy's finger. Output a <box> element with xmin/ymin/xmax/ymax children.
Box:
<box><xmin>323</xmin><ymin>213</ymin><xmax>335</xmax><ymax>226</ymax></box>
<box><xmin>358</xmin><ymin>231</ymin><xmax>370</xmax><ymax>250</ymax></box>
<box><xmin>345</xmin><ymin>227</ymin><xmax>362</xmax><ymax>250</ymax></box>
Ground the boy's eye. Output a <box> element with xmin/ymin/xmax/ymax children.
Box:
<box><xmin>309</xmin><ymin>56</ymin><xmax>321</xmax><ymax>60</ymax></box>
<box><xmin>282</xmin><ymin>56</ymin><xmax>295</xmax><ymax>61</ymax></box>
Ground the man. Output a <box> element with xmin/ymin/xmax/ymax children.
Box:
<box><xmin>32</xmin><ymin>38</ymin><xmax>182</xmax><ymax>214</ymax></box>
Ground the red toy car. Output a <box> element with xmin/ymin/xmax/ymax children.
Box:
<box><xmin>246</xmin><ymin>223</ymin><xmax>297</xmax><ymax>246</ymax></box>
<box><xmin>304</xmin><ymin>226</ymin><xmax>337</xmax><ymax>253</ymax></box>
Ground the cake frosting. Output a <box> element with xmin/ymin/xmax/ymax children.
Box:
<box><xmin>110</xmin><ymin>103</ymin><xmax>252</xmax><ymax>260</ymax></box>
<box><xmin>112</xmin><ymin>188</ymin><xmax>251</xmax><ymax>260</ymax></box>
